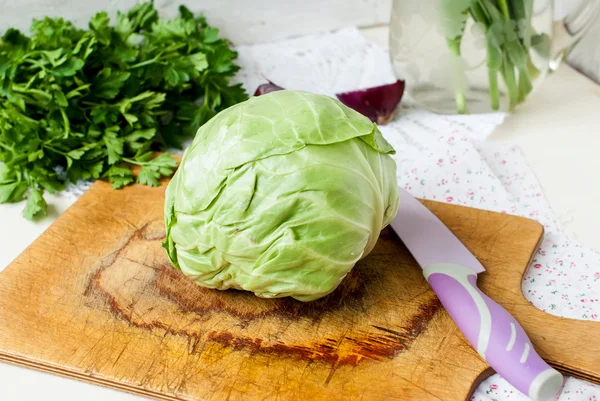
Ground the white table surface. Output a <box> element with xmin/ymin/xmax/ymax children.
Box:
<box><xmin>1</xmin><ymin>26</ymin><xmax>600</xmax><ymax>401</ymax></box>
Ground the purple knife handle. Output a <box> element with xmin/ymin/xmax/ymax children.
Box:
<box><xmin>424</xmin><ymin>263</ymin><xmax>563</xmax><ymax>401</ymax></box>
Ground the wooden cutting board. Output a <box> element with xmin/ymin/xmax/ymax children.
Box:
<box><xmin>0</xmin><ymin>176</ymin><xmax>598</xmax><ymax>401</ymax></box>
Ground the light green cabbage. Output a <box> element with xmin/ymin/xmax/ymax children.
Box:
<box><xmin>163</xmin><ymin>90</ymin><xmax>399</xmax><ymax>301</ymax></box>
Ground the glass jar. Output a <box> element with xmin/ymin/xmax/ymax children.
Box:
<box><xmin>389</xmin><ymin>0</ymin><xmax>600</xmax><ymax>114</ymax></box>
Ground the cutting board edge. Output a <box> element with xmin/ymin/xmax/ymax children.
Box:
<box><xmin>0</xmin><ymin>353</ymin><xmax>184</xmax><ymax>401</ymax></box>
<box><xmin>420</xmin><ymin>198</ymin><xmax>546</xmax><ymax>237</ymax></box>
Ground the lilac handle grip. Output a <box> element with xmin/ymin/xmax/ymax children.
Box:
<box><xmin>424</xmin><ymin>263</ymin><xmax>563</xmax><ymax>401</ymax></box>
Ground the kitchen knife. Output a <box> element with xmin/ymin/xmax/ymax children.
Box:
<box><xmin>389</xmin><ymin>187</ymin><xmax>563</xmax><ymax>401</ymax></box>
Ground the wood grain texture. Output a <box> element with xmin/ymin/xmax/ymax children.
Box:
<box><xmin>0</xmin><ymin>177</ymin><xmax>598</xmax><ymax>401</ymax></box>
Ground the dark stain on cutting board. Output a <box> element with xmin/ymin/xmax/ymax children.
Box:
<box><xmin>84</xmin><ymin>219</ymin><xmax>442</xmax><ymax>367</ymax></box>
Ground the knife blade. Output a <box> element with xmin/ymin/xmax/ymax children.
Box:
<box><xmin>389</xmin><ymin>187</ymin><xmax>563</xmax><ymax>401</ymax></box>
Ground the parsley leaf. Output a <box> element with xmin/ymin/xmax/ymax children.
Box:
<box><xmin>53</xmin><ymin>57</ymin><xmax>85</xmax><ymax>77</ymax></box>
<box><xmin>134</xmin><ymin>153</ymin><xmax>178</xmax><ymax>187</ymax></box>
<box><xmin>0</xmin><ymin>181</ymin><xmax>28</xmax><ymax>203</ymax></box>
<box><xmin>103</xmin><ymin>129</ymin><xmax>124</xmax><ymax>165</ymax></box>
<box><xmin>93</xmin><ymin>68</ymin><xmax>131</xmax><ymax>99</ymax></box>
<box><xmin>23</xmin><ymin>187</ymin><xmax>47</xmax><ymax>219</ymax></box>
<box><xmin>137</xmin><ymin>166</ymin><xmax>161</xmax><ymax>187</ymax></box>
<box><xmin>0</xmin><ymin>1</ymin><xmax>248</xmax><ymax>220</ymax></box>
<box><xmin>103</xmin><ymin>165</ymin><xmax>135</xmax><ymax>189</ymax></box>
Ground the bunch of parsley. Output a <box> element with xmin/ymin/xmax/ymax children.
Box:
<box><xmin>0</xmin><ymin>2</ymin><xmax>247</xmax><ymax>219</ymax></box>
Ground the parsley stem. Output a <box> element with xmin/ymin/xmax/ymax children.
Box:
<box><xmin>122</xmin><ymin>157</ymin><xmax>145</xmax><ymax>165</ymax></box>
<box><xmin>11</xmin><ymin>85</ymin><xmax>52</xmax><ymax>100</ymax></box>
<box><xmin>5</xmin><ymin>154</ymin><xmax>27</xmax><ymax>167</ymax></box>
<box><xmin>21</xmin><ymin>58</ymin><xmax>48</xmax><ymax>71</ymax></box>
<box><xmin>43</xmin><ymin>145</ymin><xmax>66</xmax><ymax>156</ymax></box>
<box><xmin>129</xmin><ymin>59</ymin><xmax>158</xmax><ymax>69</ymax></box>
<box><xmin>129</xmin><ymin>52</ymin><xmax>165</xmax><ymax>69</ymax></box>
<box><xmin>0</xmin><ymin>142</ymin><xmax>11</xmax><ymax>151</ymax></box>
<box><xmin>59</xmin><ymin>108</ymin><xmax>70</xmax><ymax>137</ymax></box>
<box><xmin>128</xmin><ymin>43</ymin><xmax>187</xmax><ymax>69</ymax></box>
<box><xmin>24</xmin><ymin>72</ymin><xmax>40</xmax><ymax>90</ymax></box>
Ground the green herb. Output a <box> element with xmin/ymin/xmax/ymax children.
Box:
<box><xmin>436</xmin><ymin>0</ymin><xmax>472</xmax><ymax>114</ymax></box>
<box><xmin>441</xmin><ymin>0</ymin><xmax>550</xmax><ymax>113</ymax></box>
<box><xmin>0</xmin><ymin>1</ymin><xmax>248</xmax><ymax>219</ymax></box>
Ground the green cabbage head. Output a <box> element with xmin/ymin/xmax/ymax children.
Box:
<box><xmin>163</xmin><ymin>90</ymin><xmax>399</xmax><ymax>301</ymax></box>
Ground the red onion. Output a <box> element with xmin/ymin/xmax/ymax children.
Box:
<box><xmin>254</xmin><ymin>81</ymin><xmax>285</xmax><ymax>96</ymax></box>
<box><xmin>335</xmin><ymin>80</ymin><xmax>405</xmax><ymax>125</ymax></box>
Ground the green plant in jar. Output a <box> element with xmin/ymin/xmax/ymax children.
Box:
<box><xmin>441</xmin><ymin>0</ymin><xmax>550</xmax><ymax>113</ymax></box>
<box><xmin>389</xmin><ymin>0</ymin><xmax>598</xmax><ymax>114</ymax></box>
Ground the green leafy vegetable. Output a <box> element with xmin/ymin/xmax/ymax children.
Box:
<box><xmin>23</xmin><ymin>187</ymin><xmax>47</xmax><ymax>219</ymax></box>
<box><xmin>103</xmin><ymin>165</ymin><xmax>134</xmax><ymax>189</ymax></box>
<box><xmin>163</xmin><ymin>90</ymin><xmax>400</xmax><ymax>302</ymax></box>
<box><xmin>441</xmin><ymin>0</ymin><xmax>550</xmax><ymax>113</ymax></box>
<box><xmin>130</xmin><ymin>153</ymin><xmax>178</xmax><ymax>187</ymax></box>
<box><xmin>0</xmin><ymin>1</ymin><xmax>248</xmax><ymax>219</ymax></box>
